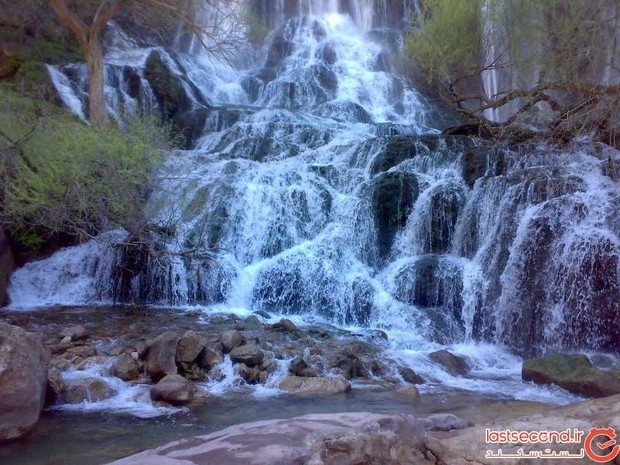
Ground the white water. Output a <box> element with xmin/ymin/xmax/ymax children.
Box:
<box><xmin>8</xmin><ymin>5</ymin><xmax>620</xmax><ymax>411</ymax></box>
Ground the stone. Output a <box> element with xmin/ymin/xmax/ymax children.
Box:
<box><xmin>220</xmin><ymin>330</ymin><xmax>244</xmax><ymax>353</ymax></box>
<box><xmin>145</xmin><ymin>332</ymin><xmax>180</xmax><ymax>381</ymax></box>
<box><xmin>236</xmin><ymin>364</ymin><xmax>261</xmax><ymax>384</ymax></box>
<box><xmin>425</xmin><ymin>394</ymin><xmax>620</xmax><ymax>464</ymax></box>
<box><xmin>59</xmin><ymin>336</ymin><xmax>72</xmax><ymax>348</ymax></box>
<box><xmin>272</xmin><ymin>318</ymin><xmax>297</xmax><ymax>332</ymax></box>
<box><xmin>428</xmin><ymin>350</ymin><xmax>469</xmax><ymax>376</ymax></box>
<box><xmin>0</xmin><ymin>323</ymin><xmax>50</xmax><ymax>441</ymax></box>
<box><xmin>150</xmin><ymin>374</ymin><xmax>204</xmax><ymax>406</ymax></box>
<box><xmin>395</xmin><ymin>385</ymin><xmax>421</xmax><ymax>401</ymax></box>
<box><xmin>64</xmin><ymin>378</ymin><xmax>114</xmax><ymax>404</ymax></box>
<box><xmin>200</xmin><ymin>347</ymin><xmax>223</xmax><ymax>370</ymax></box>
<box><xmin>0</xmin><ymin>227</ymin><xmax>13</xmax><ymax>307</ymax></box>
<box><xmin>45</xmin><ymin>368</ymin><xmax>65</xmax><ymax>406</ymax></box>
<box><xmin>145</xmin><ymin>50</ymin><xmax>193</xmax><ymax>120</ymax></box>
<box><xmin>244</xmin><ymin>315</ymin><xmax>262</xmax><ymax>329</ymax></box>
<box><xmin>112</xmin><ymin>354</ymin><xmax>141</xmax><ymax>381</ymax></box>
<box><xmin>60</xmin><ymin>325</ymin><xmax>89</xmax><ymax>341</ymax></box>
<box><xmin>104</xmin><ymin>412</ymin><xmax>433</xmax><ymax>465</ymax></box>
<box><xmin>229</xmin><ymin>343</ymin><xmax>264</xmax><ymax>367</ymax></box>
<box><xmin>399</xmin><ymin>366</ymin><xmax>425</xmax><ymax>384</ymax></box>
<box><xmin>279</xmin><ymin>376</ymin><xmax>351</xmax><ymax>395</ymax></box>
<box><xmin>175</xmin><ymin>330</ymin><xmax>206</xmax><ymax>363</ymax></box>
<box><xmin>522</xmin><ymin>354</ymin><xmax>620</xmax><ymax>398</ymax></box>
<box><xmin>253</xmin><ymin>310</ymin><xmax>271</xmax><ymax>319</ymax></box>
<box><xmin>77</xmin><ymin>356</ymin><xmax>110</xmax><ymax>371</ymax></box>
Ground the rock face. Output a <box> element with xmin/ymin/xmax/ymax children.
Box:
<box><xmin>106</xmin><ymin>412</ymin><xmax>435</xmax><ymax>465</ymax></box>
<box><xmin>0</xmin><ymin>323</ymin><xmax>50</xmax><ymax>441</ymax></box>
<box><xmin>279</xmin><ymin>376</ymin><xmax>351</xmax><ymax>395</ymax></box>
<box><xmin>522</xmin><ymin>354</ymin><xmax>620</xmax><ymax>398</ymax></box>
<box><xmin>425</xmin><ymin>394</ymin><xmax>620</xmax><ymax>465</ymax></box>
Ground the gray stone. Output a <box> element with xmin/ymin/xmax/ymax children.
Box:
<box><xmin>145</xmin><ymin>332</ymin><xmax>180</xmax><ymax>381</ymax></box>
<box><xmin>64</xmin><ymin>378</ymin><xmax>114</xmax><ymax>404</ymax></box>
<box><xmin>220</xmin><ymin>330</ymin><xmax>243</xmax><ymax>353</ymax></box>
<box><xmin>229</xmin><ymin>343</ymin><xmax>264</xmax><ymax>367</ymax></box>
<box><xmin>279</xmin><ymin>376</ymin><xmax>351</xmax><ymax>395</ymax></box>
<box><xmin>0</xmin><ymin>323</ymin><xmax>50</xmax><ymax>441</ymax></box>
<box><xmin>112</xmin><ymin>354</ymin><xmax>141</xmax><ymax>381</ymax></box>
<box><xmin>175</xmin><ymin>330</ymin><xmax>206</xmax><ymax>363</ymax></box>
<box><xmin>150</xmin><ymin>374</ymin><xmax>204</xmax><ymax>406</ymax></box>
<box><xmin>428</xmin><ymin>350</ymin><xmax>469</xmax><ymax>376</ymax></box>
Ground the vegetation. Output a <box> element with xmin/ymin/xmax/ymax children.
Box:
<box><xmin>407</xmin><ymin>0</ymin><xmax>620</xmax><ymax>144</ymax></box>
<box><xmin>48</xmin><ymin>0</ymin><xmax>247</xmax><ymax>127</ymax></box>
<box><xmin>0</xmin><ymin>86</ymin><xmax>171</xmax><ymax>253</ymax></box>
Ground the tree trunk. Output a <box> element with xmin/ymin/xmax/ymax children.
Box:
<box><xmin>86</xmin><ymin>33</ymin><xmax>110</xmax><ymax>127</ymax></box>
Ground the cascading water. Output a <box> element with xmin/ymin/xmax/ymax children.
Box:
<box><xmin>7</xmin><ymin>1</ymin><xmax>620</xmax><ymax>403</ymax></box>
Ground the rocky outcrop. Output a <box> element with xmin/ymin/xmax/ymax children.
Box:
<box><xmin>106</xmin><ymin>412</ymin><xmax>441</xmax><ymax>465</ymax></box>
<box><xmin>522</xmin><ymin>354</ymin><xmax>620</xmax><ymax>398</ymax></box>
<box><xmin>425</xmin><ymin>394</ymin><xmax>620</xmax><ymax>465</ymax></box>
<box><xmin>0</xmin><ymin>323</ymin><xmax>50</xmax><ymax>441</ymax></box>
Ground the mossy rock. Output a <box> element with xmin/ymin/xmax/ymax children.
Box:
<box><xmin>522</xmin><ymin>354</ymin><xmax>620</xmax><ymax>398</ymax></box>
<box><xmin>371</xmin><ymin>172</ymin><xmax>418</xmax><ymax>258</ymax></box>
<box><xmin>0</xmin><ymin>55</ymin><xmax>23</xmax><ymax>79</ymax></box>
<box><xmin>145</xmin><ymin>50</ymin><xmax>191</xmax><ymax>120</ymax></box>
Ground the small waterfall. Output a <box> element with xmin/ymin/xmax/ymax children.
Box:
<box><xmin>10</xmin><ymin>3</ymin><xmax>620</xmax><ymax>361</ymax></box>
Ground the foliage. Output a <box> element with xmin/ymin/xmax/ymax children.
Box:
<box><xmin>406</xmin><ymin>0</ymin><xmax>483</xmax><ymax>84</ymax></box>
<box><xmin>406</xmin><ymin>0</ymin><xmax>620</xmax><ymax>142</ymax></box>
<box><xmin>0</xmin><ymin>86</ymin><xmax>172</xmax><ymax>251</ymax></box>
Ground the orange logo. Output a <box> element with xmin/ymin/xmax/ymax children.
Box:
<box><xmin>585</xmin><ymin>428</ymin><xmax>620</xmax><ymax>463</ymax></box>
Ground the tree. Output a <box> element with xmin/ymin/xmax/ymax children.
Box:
<box><xmin>48</xmin><ymin>0</ymin><xmax>246</xmax><ymax>127</ymax></box>
<box><xmin>407</xmin><ymin>0</ymin><xmax>620</xmax><ymax>143</ymax></box>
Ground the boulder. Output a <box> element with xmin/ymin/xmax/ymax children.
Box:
<box><xmin>64</xmin><ymin>378</ymin><xmax>114</xmax><ymax>404</ymax></box>
<box><xmin>279</xmin><ymin>376</ymin><xmax>351</xmax><ymax>395</ymax></box>
<box><xmin>200</xmin><ymin>347</ymin><xmax>223</xmax><ymax>370</ymax></box>
<box><xmin>60</xmin><ymin>325</ymin><xmax>89</xmax><ymax>341</ymax></box>
<box><xmin>144</xmin><ymin>50</ymin><xmax>192</xmax><ymax>120</ymax></box>
<box><xmin>399</xmin><ymin>366</ymin><xmax>425</xmax><ymax>385</ymax></box>
<box><xmin>394</xmin><ymin>385</ymin><xmax>420</xmax><ymax>402</ymax></box>
<box><xmin>229</xmin><ymin>343</ymin><xmax>264</xmax><ymax>367</ymax></box>
<box><xmin>236</xmin><ymin>364</ymin><xmax>261</xmax><ymax>384</ymax></box>
<box><xmin>428</xmin><ymin>350</ymin><xmax>469</xmax><ymax>376</ymax></box>
<box><xmin>522</xmin><ymin>354</ymin><xmax>620</xmax><ymax>398</ymax></box>
<box><xmin>220</xmin><ymin>330</ymin><xmax>244</xmax><ymax>353</ymax></box>
<box><xmin>112</xmin><ymin>354</ymin><xmax>141</xmax><ymax>381</ymax></box>
<box><xmin>46</xmin><ymin>367</ymin><xmax>65</xmax><ymax>405</ymax></box>
<box><xmin>150</xmin><ymin>374</ymin><xmax>205</xmax><ymax>406</ymax></box>
<box><xmin>289</xmin><ymin>356</ymin><xmax>319</xmax><ymax>377</ymax></box>
<box><xmin>145</xmin><ymin>332</ymin><xmax>180</xmax><ymax>381</ymax></box>
<box><xmin>243</xmin><ymin>315</ymin><xmax>262</xmax><ymax>329</ymax></box>
<box><xmin>272</xmin><ymin>318</ymin><xmax>298</xmax><ymax>332</ymax></box>
<box><xmin>0</xmin><ymin>323</ymin><xmax>50</xmax><ymax>441</ymax></box>
<box><xmin>175</xmin><ymin>330</ymin><xmax>206</xmax><ymax>363</ymax></box>
<box><xmin>104</xmin><ymin>412</ymin><xmax>437</xmax><ymax>465</ymax></box>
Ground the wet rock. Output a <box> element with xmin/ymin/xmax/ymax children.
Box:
<box><xmin>0</xmin><ymin>227</ymin><xmax>13</xmax><ymax>307</ymax></box>
<box><xmin>145</xmin><ymin>50</ymin><xmax>192</xmax><ymax>120</ymax></box>
<box><xmin>45</xmin><ymin>368</ymin><xmax>65</xmax><ymax>406</ymax></box>
<box><xmin>236</xmin><ymin>363</ymin><xmax>261</xmax><ymax>384</ymax></box>
<box><xmin>59</xmin><ymin>336</ymin><xmax>72</xmax><ymax>348</ymax></box>
<box><xmin>60</xmin><ymin>325</ymin><xmax>89</xmax><ymax>341</ymax></box>
<box><xmin>112</xmin><ymin>354</ymin><xmax>141</xmax><ymax>381</ymax></box>
<box><xmin>105</xmin><ymin>412</ymin><xmax>431</xmax><ymax>465</ymax></box>
<box><xmin>220</xmin><ymin>330</ymin><xmax>244</xmax><ymax>353</ymax></box>
<box><xmin>428</xmin><ymin>350</ymin><xmax>469</xmax><ymax>376</ymax></box>
<box><xmin>399</xmin><ymin>366</ymin><xmax>425</xmax><ymax>385</ymax></box>
<box><xmin>178</xmin><ymin>362</ymin><xmax>206</xmax><ymax>382</ymax></box>
<box><xmin>145</xmin><ymin>332</ymin><xmax>180</xmax><ymax>381</ymax></box>
<box><xmin>272</xmin><ymin>318</ymin><xmax>298</xmax><ymax>332</ymax></box>
<box><xmin>64</xmin><ymin>378</ymin><xmax>114</xmax><ymax>404</ymax></box>
<box><xmin>327</xmin><ymin>343</ymin><xmax>373</xmax><ymax>379</ymax></box>
<box><xmin>253</xmin><ymin>310</ymin><xmax>271</xmax><ymax>319</ymax></box>
<box><xmin>150</xmin><ymin>374</ymin><xmax>205</xmax><ymax>406</ymax></box>
<box><xmin>63</xmin><ymin>345</ymin><xmax>97</xmax><ymax>360</ymax></box>
<box><xmin>175</xmin><ymin>330</ymin><xmax>206</xmax><ymax>363</ymax></box>
<box><xmin>394</xmin><ymin>385</ymin><xmax>420</xmax><ymax>402</ymax></box>
<box><xmin>421</xmin><ymin>414</ymin><xmax>474</xmax><ymax>432</ymax></box>
<box><xmin>522</xmin><ymin>354</ymin><xmax>620</xmax><ymax>398</ymax></box>
<box><xmin>371</xmin><ymin>172</ymin><xmax>418</xmax><ymax>258</ymax></box>
<box><xmin>229</xmin><ymin>343</ymin><xmax>264</xmax><ymax>367</ymax></box>
<box><xmin>243</xmin><ymin>315</ymin><xmax>262</xmax><ymax>329</ymax></box>
<box><xmin>279</xmin><ymin>376</ymin><xmax>351</xmax><ymax>395</ymax></box>
<box><xmin>289</xmin><ymin>356</ymin><xmax>319</xmax><ymax>377</ymax></box>
<box><xmin>200</xmin><ymin>347</ymin><xmax>223</xmax><ymax>370</ymax></box>
<box><xmin>0</xmin><ymin>323</ymin><xmax>50</xmax><ymax>441</ymax></box>
<box><xmin>425</xmin><ymin>394</ymin><xmax>620</xmax><ymax>463</ymax></box>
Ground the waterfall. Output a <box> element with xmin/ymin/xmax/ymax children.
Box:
<box><xmin>10</xmin><ymin>2</ymin><xmax>620</xmax><ymax>361</ymax></box>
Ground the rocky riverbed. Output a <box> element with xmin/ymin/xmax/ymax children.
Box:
<box><xmin>1</xmin><ymin>306</ymin><xmax>619</xmax><ymax>465</ymax></box>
